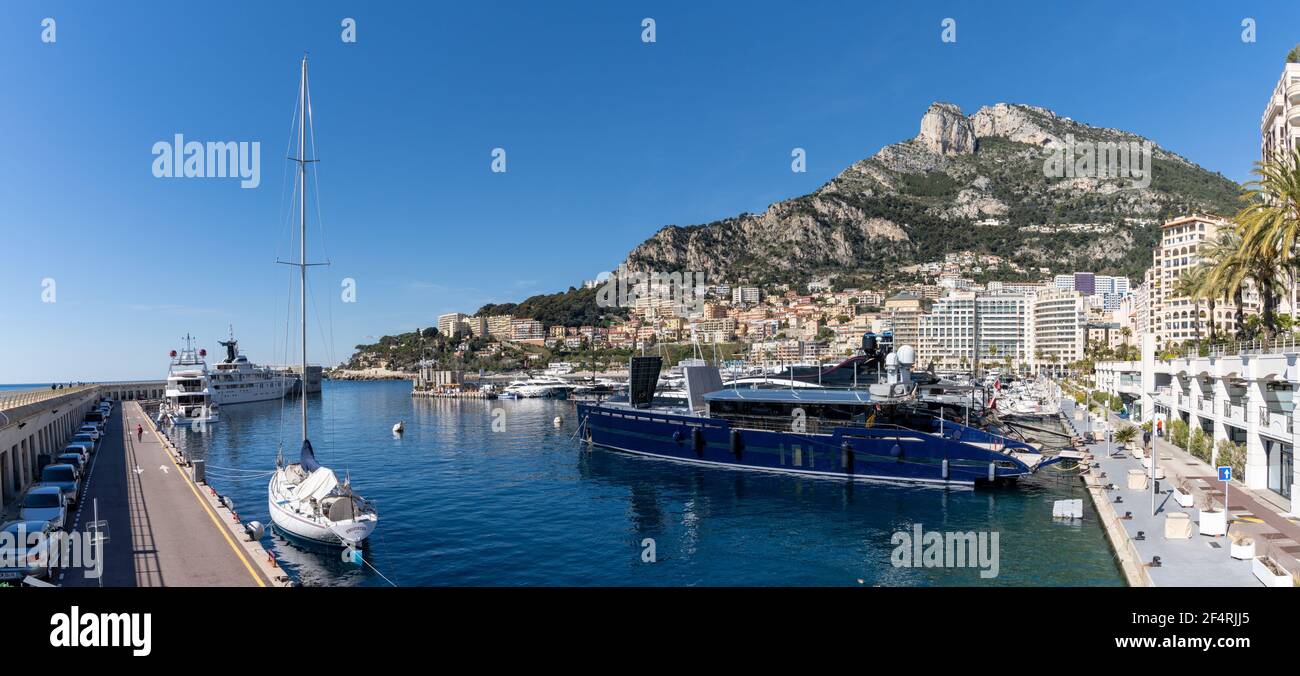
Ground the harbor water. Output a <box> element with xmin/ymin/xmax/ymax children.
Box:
<box><xmin>168</xmin><ymin>380</ymin><xmax>1124</xmax><ymax>586</ymax></box>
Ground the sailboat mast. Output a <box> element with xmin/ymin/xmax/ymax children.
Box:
<box><xmin>299</xmin><ymin>55</ymin><xmax>308</xmax><ymax>442</ymax></box>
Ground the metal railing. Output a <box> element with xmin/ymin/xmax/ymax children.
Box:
<box><xmin>1167</xmin><ymin>334</ymin><xmax>1300</xmax><ymax>359</ymax></box>
<box><xmin>0</xmin><ymin>384</ymin><xmax>98</xmax><ymax>412</ymax></box>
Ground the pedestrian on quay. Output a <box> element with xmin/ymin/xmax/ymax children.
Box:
<box><xmin>136</xmin><ymin>423</ymin><xmax>143</xmax><ymax>442</ymax></box>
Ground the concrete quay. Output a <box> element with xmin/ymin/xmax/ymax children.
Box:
<box><xmin>1</xmin><ymin>387</ymin><xmax>287</xmax><ymax>587</ymax></box>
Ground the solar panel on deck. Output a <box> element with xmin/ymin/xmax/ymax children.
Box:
<box><xmin>628</xmin><ymin>356</ymin><xmax>662</xmax><ymax>408</ymax></box>
<box><xmin>683</xmin><ymin>365</ymin><xmax>724</xmax><ymax>412</ymax></box>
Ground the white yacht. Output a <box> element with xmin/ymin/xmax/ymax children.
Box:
<box><xmin>503</xmin><ymin>375</ymin><xmax>573</xmax><ymax>398</ymax></box>
<box><xmin>161</xmin><ymin>335</ymin><xmax>219</xmax><ymax>426</ymax></box>
<box><xmin>268</xmin><ymin>56</ymin><xmax>377</xmax><ymax>552</ymax></box>
<box><xmin>543</xmin><ymin>362</ymin><xmax>576</xmax><ymax>376</ymax></box>
<box><xmin>209</xmin><ymin>330</ymin><xmax>295</xmax><ymax>405</ymax></box>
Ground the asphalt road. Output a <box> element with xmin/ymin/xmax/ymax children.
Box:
<box><xmin>61</xmin><ymin>401</ymin><xmax>268</xmax><ymax>587</ymax></box>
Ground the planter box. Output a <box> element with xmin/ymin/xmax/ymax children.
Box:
<box><xmin>1230</xmin><ymin>539</ymin><xmax>1256</xmax><ymax>560</ymax></box>
<box><xmin>1198</xmin><ymin>509</ymin><xmax>1227</xmax><ymax>536</ymax></box>
<box><xmin>1127</xmin><ymin>469</ymin><xmax>1148</xmax><ymax>490</ymax></box>
<box><xmin>1252</xmin><ymin>556</ymin><xmax>1293</xmax><ymax>587</ymax></box>
<box><xmin>1173</xmin><ymin>490</ymin><xmax>1195</xmax><ymax>508</ymax></box>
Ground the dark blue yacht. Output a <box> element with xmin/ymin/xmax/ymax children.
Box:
<box><xmin>575</xmin><ymin>345</ymin><xmax>1064</xmax><ymax>487</ymax></box>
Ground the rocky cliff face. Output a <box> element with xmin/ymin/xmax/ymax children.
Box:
<box><xmin>917</xmin><ymin>102</ymin><xmax>976</xmax><ymax>155</ymax></box>
<box><xmin>622</xmin><ymin>102</ymin><xmax>1241</xmax><ymax>285</ymax></box>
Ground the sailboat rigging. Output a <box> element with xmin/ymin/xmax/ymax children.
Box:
<box><xmin>267</xmin><ymin>55</ymin><xmax>379</xmax><ymax>551</ymax></box>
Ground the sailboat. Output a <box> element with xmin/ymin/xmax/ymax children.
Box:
<box><xmin>267</xmin><ymin>56</ymin><xmax>378</xmax><ymax>550</ymax></box>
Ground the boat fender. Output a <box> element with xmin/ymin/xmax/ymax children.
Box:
<box><xmin>841</xmin><ymin>441</ymin><xmax>854</xmax><ymax>472</ymax></box>
<box><xmin>987</xmin><ymin>462</ymin><xmax>996</xmax><ymax>482</ymax></box>
<box><xmin>673</xmin><ymin>430</ymin><xmax>684</xmax><ymax>443</ymax></box>
<box><xmin>692</xmin><ymin>427</ymin><xmax>704</xmax><ymax>451</ymax></box>
<box><xmin>342</xmin><ymin>546</ymin><xmax>362</xmax><ymax>565</ymax></box>
<box><xmin>942</xmin><ymin>459</ymin><xmax>950</xmax><ymax>481</ymax></box>
<box><xmin>729</xmin><ymin>429</ymin><xmax>742</xmax><ymax>458</ymax></box>
<box><xmin>890</xmin><ymin>443</ymin><xmax>902</xmax><ymax>459</ymax></box>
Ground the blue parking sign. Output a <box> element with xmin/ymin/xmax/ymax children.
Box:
<box><xmin>1217</xmin><ymin>466</ymin><xmax>1232</xmax><ymax>482</ymax></box>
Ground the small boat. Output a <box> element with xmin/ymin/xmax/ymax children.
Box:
<box><xmin>269</xmin><ymin>440</ymin><xmax>378</xmax><ymax>547</ymax></box>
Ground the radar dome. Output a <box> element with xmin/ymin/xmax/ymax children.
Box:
<box><xmin>896</xmin><ymin>345</ymin><xmax>916</xmax><ymax>365</ymax></box>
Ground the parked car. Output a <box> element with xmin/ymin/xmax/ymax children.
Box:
<box><xmin>62</xmin><ymin>442</ymin><xmax>92</xmax><ymax>463</ymax></box>
<box><xmin>70</xmin><ymin>433</ymin><xmax>97</xmax><ymax>451</ymax></box>
<box><xmin>36</xmin><ymin>465</ymin><xmax>80</xmax><ymax>508</ymax></box>
<box><xmin>55</xmin><ymin>453</ymin><xmax>85</xmax><ymax>477</ymax></box>
<box><xmin>77</xmin><ymin>423</ymin><xmax>101</xmax><ymax>442</ymax></box>
<box><xmin>19</xmin><ymin>487</ymin><xmax>67</xmax><ymax>531</ymax></box>
<box><xmin>84</xmin><ymin>411</ymin><xmax>105</xmax><ymax>426</ymax></box>
<box><xmin>0</xmin><ymin>520</ymin><xmax>57</xmax><ymax>582</ymax></box>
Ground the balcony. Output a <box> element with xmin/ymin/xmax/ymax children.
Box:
<box><xmin>1257</xmin><ymin>407</ymin><xmax>1292</xmax><ymax>437</ymax></box>
<box><xmin>1288</xmin><ymin>80</ymin><xmax>1300</xmax><ymax>106</ymax></box>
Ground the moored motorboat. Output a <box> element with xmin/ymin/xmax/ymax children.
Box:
<box><xmin>575</xmin><ymin>347</ymin><xmax>1064</xmax><ymax>487</ymax></box>
<box><xmin>160</xmin><ymin>335</ymin><xmax>219</xmax><ymax>426</ymax></box>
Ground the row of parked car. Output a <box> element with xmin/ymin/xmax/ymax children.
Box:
<box><xmin>0</xmin><ymin>397</ymin><xmax>114</xmax><ymax>583</ymax></box>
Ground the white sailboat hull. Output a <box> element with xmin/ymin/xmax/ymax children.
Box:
<box><xmin>267</xmin><ymin>472</ymin><xmax>377</xmax><ymax>547</ymax></box>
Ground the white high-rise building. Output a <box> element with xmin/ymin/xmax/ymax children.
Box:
<box><xmin>1261</xmin><ymin>61</ymin><xmax>1300</xmax><ymax>163</ymax></box>
<box><xmin>1030</xmin><ymin>288</ymin><xmax>1085</xmax><ymax>376</ymax></box>
<box><xmin>917</xmin><ymin>292</ymin><xmax>1030</xmax><ymax>372</ymax></box>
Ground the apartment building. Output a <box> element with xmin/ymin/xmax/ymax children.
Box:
<box><xmin>916</xmin><ymin>292</ymin><xmax>1030</xmax><ymax>371</ymax></box>
<box><xmin>510</xmin><ymin>319</ymin><xmax>545</xmax><ymax>342</ymax></box>
<box><xmin>1151</xmin><ymin>214</ymin><xmax>1253</xmax><ymax>346</ymax></box>
<box><xmin>731</xmin><ymin>286</ymin><xmax>760</xmax><ymax>306</ymax></box>
<box><xmin>438</xmin><ymin>312</ymin><xmax>469</xmax><ymax>338</ymax></box>
<box><xmin>485</xmin><ymin>314</ymin><xmax>514</xmax><ymax>339</ymax></box>
<box><xmin>884</xmin><ymin>292</ymin><xmax>924</xmax><ymax>349</ymax></box>
<box><xmin>1031</xmin><ymin>287</ymin><xmax>1085</xmax><ymax>375</ymax></box>
<box><xmin>1261</xmin><ymin>61</ymin><xmax>1300</xmax><ymax>162</ymax></box>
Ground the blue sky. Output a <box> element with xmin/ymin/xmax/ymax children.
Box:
<box><xmin>1</xmin><ymin>1</ymin><xmax>1296</xmax><ymax>382</ymax></box>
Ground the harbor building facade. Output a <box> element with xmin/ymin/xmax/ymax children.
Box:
<box><xmin>1096</xmin><ymin>334</ymin><xmax>1298</xmax><ymax>512</ymax></box>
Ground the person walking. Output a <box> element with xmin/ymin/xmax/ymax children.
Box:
<box><xmin>136</xmin><ymin>423</ymin><xmax>143</xmax><ymax>442</ymax></box>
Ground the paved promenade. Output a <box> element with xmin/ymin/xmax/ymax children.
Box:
<box><xmin>61</xmin><ymin>401</ymin><xmax>272</xmax><ymax>587</ymax></box>
<box><xmin>1067</xmin><ymin>399</ymin><xmax>1300</xmax><ymax>587</ymax></box>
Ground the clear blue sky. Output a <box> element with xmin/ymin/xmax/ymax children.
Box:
<box><xmin>1</xmin><ymin>1</ymin><xmax>1296</xmax><ymax>382</ymax></box>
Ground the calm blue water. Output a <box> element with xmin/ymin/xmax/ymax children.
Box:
<box><xmin>166</xmin><ymin>380</ymin><xmax>1123</xmax><ymax>587</ymax></box>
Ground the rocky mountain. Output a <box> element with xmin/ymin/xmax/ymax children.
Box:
<box><xmin>622</xmin><ymin>102</ymin><xmax>1243</xmax><ymax>286</ymax></box>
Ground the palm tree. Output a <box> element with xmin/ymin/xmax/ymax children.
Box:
<box><xmin>1235</xmin><ymin>146</ymin><xmax>1300</xmax><ymax>338</ymax></box>
<box><xmin>1172</xmin><ymin>269</ymin><xmax>1206</xmax><ymax>343</ymax></box>
<box><xmin>1200</xmin><ymin>229</ymin><xmax>1249</xmax><ymax>339</ymax></box>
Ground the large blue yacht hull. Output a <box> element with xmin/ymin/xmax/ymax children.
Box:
<box><xmin>575</xmin><ymin>402</ymin><xmax>1041</xmax><ymax>486</ymax></box>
